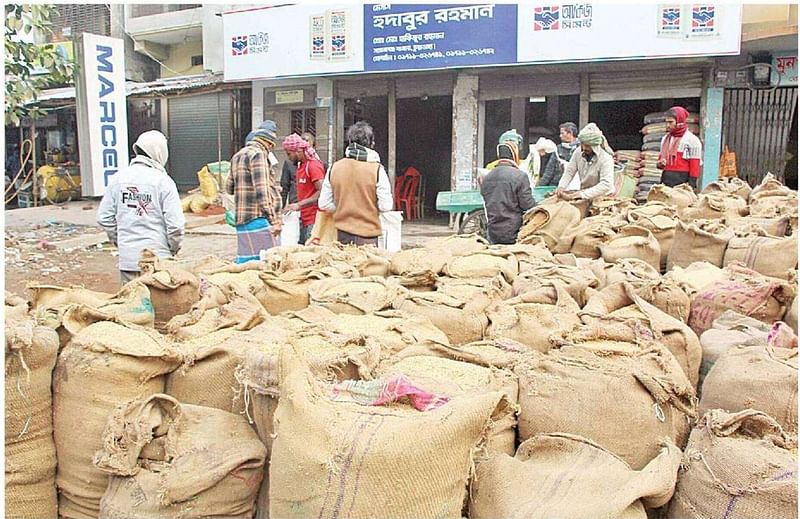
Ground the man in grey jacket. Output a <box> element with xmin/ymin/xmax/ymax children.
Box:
<box><xmin>97</xmin><ymin>130</ymin><xmax>185</xmax><ymax>284</ymax></box>
<box><xmin>480</xmin><ymin>138</ymin><xmax>535</xmax><ymax>244</ymax></box>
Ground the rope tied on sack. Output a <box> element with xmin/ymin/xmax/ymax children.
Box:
<box><xmin>7</xmin><ymin>323</ymin><xmax>34</xmax><ymax>439</ymax></box>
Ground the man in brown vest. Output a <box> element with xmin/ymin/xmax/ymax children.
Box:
<box><xmin>318</xmin><ymin>121</ymin><xmax>393</xmax><ymax>245</ymax></box>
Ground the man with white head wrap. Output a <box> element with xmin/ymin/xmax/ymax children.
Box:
<box><xmin>555</xmin><ymin>122</ymin><xmax>615</xmax><ymax>201</ymax></box>
<box><xmin>97</xmin><ymin>130</ymin><xmax>185</xmax><ymax>284</ymax></box>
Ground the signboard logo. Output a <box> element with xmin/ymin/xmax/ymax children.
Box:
<box><xmin>534</xmin><ymin>6</ymin><xmax>560</xmax><ymax>31</ymax></box>
<box><xmin>691</xmin><ymin>5</ymin><xmax>715</xmax><ymax>33</ymax></box>
<box><xmin>661</xmin><ymin>7</ymin><xmax>681</xmax><ymax>31</ymax></box>
<box><xmin>231</xmin><ymin>35</ymin><xmax>248</xmax><ymax>56</ymax></box>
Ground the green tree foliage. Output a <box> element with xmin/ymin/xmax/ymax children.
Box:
<box><xmin>5</xmin><ymin>4</ymin><xmax>74</xmax><ymax>125</ymax></box>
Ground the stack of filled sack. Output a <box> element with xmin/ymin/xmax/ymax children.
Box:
<box><xmin>4</xmin><ymin>173</ymin><xmax>797</xmax><ymax>519</ymax></box>
<box><xmin>637</xmin><ymin>111</ymin><xmax>701</xmax><ymax>202</ymax></box>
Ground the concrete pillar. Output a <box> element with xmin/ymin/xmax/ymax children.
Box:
<box><xmin>700</xmin><ymin>86</ymin><xmax>724</xmax><ymax>189</ymax></box>
<box><xmin>511</xmin><ymin>97</ymin><xmax>526</xmax><ymax>145</ymax></box>
<box><xmin>388</xmin><ymin>79</ymin><xmax>397</xmax><ymax>192</ymax></box>
<box><xmin>451</xmin><ymin>72</ymin><xmax>479</xmax><ymax>191</ymax></box>
<box><xmin>579</xmin><ymin>73</ymin><xmax>590</xmax><ymax>129</ymax></box>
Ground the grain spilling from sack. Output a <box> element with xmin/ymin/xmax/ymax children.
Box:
<box><xmin>667</xmin><ymin>409</ymin><xmax>798</xmax><ymax>519</ymax></box>
<box><xmin>5</xmin><ymin>321</ymin><xmax>59</xmax><ymax>519</ymax></box>
<box><xmin>470</xmin><ymin>434</ymin><xmax>681</xmax><ymax>519</ymax></box>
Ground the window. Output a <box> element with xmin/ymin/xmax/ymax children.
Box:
<box><xmin>191</xmin><ymin>55</ymin><xmax>203</xmax><ymax>67</ymax></box>
<box><xmin>291</xmin><ymin>109</ymin><xmax>317</xmax><ymax>136</ymax></box>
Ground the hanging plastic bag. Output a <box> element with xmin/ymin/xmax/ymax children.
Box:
<box><xmin>280</xmin><ymin>210</ymin><xmax>301</xmax><ymax>246</ymax></box>
<box><xmin>719</xmin><ymin>146</ymin><xmax>737</xmax><ymax>178</ymax></box>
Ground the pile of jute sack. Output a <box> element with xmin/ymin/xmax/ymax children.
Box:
<box><xmin>5</xmin><ymin>173</ymin><xmax>798</xmax><ymax>519</ymax></box>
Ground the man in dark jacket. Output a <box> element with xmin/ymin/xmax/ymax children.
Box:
<box><xmin>480</xmin><ymin>138</ymin><xmax>535</xmax><ymax>244</ymax></box>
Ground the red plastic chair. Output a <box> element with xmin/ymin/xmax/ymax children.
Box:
<box><xmin>397</xmin><ymin>167</ymin><xmax>421</xmax><ymax>220</ymax></box>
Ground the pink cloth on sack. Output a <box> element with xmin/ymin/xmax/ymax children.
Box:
<box><xmin>329</xmin><ymin>375</ymin><xmax>450</xmax><ymax>412</ymax></box>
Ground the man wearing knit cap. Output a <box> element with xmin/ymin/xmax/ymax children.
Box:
<box><xmin>97</xmin><ymin>130</ymin><xmax>184</xmax><ymax>284</ymax></box>
<box><xmin>658</xmin><ymin>106</ymin><xmax>702</xmax><ymax>188</ymax></box>
<box><xmin>484</xmin><ymin>129</ymin><xmax>524</xmax><ymax>171</ymax></box>
<box><xmin>226</xmin><ymin>120</ymin><xmax>282</xmax><ymax>263</ymax></box>
<box><xmin>282</xmin><ymin>133</ymin><xmax>325</xmax><ymax>243</ymax></box>
<box><xmin>556</xmin><ymin>122</ymin><xmax>615</xmax><ymax>201</ymax></box>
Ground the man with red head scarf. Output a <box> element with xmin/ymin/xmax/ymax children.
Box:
<box><xmin>282</xmin><ymin>133</ymin><xmax>326</xmax><ymax>243</ymax></box>
<box><xmin>657</xmin><ymin>106</ymin><xmax>702</xmax><ymax>188</ymax></box>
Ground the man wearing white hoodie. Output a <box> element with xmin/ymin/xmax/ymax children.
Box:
<box><xmin>97</xmin><ymin>130</ymin><xmax>185</xmax><ymax>284</ymax></box>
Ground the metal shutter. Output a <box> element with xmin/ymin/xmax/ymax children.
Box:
<box><xmin>167</xmin><ymin>92</ymin><xmax>233</xmax><ymax>190</ymax></box>
<box><xmin>589</xmin><ymin>69</ymin><xmax>703</xmax><ymax>102</ymax></box>
<box><xmin>479</xmin><ymin>72</ymin><xmax>580</xmax><ymax>100</ymax></box>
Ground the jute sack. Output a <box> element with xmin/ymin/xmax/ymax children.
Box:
<box><xmin>5</xmin><ymin>292</ymin><xmax>29</xmax><ymax>323</ymax></box>
<box><xmin>702</xmin><ymin>177</ymin><xmax>752</xmax><ymax>200</ymax></box>
<box><xmin>749</xmin><ymin>172</ymin><xmax>793</xmax><ymax>201</ymax></box>
<box><xmin>390</xmin><ymin>234</ymin><xmax>488</xmax><ymax>276</ymax></box>
<box><xmin>60</xmin><ymin>281</ymin><xmax>155</xmax><ymax>333</ymax></box>
<box><xmin>636</xmin><ymin>278</ymin><xmax>692</xmax><ymax>322</ymax></box>
<box><xmin>388</xmin><ymin>270</ymin><xmax>439</xmax><ymax>292</ymax></box>
<box><xmin>515</xmin><ymin>342</ymin><xmax>696</xmax><ymax>469</ymax></box>
<box><xmin>376</xmin><ymin>354</ymin><xmax>519</xmax><ymax>455</ymax></box>
<box><xmin>136</xmin><ymin>261</ymin><xmax>201</xmax><ymax>328</ymax></box>
<box><xmin>663</xmin><ymin>261</ymin><xmax>727</xmax><ymax>298</ymax></box>
<box><xmin>680</xmin><ymin>193</ymin><xmax>748</xmax><ymax>222</ymax></box>
<box><xmin>165</xmin><ymin>284</ymin><xmax>268</xmax><ymax>341</ymax></box>
<box><xmin>95</xmin><ymin>394</ymin><xmax>266</xmax><ymax>519</ymax></box>
<box><xmin>602</xmin><ymin>258</ymin><xmax>661</xmax><ymax>289</ymax></box>
<box><xmin>628</xmin><ymin>214</ymin><xmax>677</xmax><ymax>272</ymax></box>
<box><xmin>5</xmin><ymin>321</ymin><xmax>59</xmax><ymax>519</ymax></box>
<box><xmin>389</xmin><ymin>337</ymin><xmax>527</xmax><ymax>371</ymax></box>
<box><xmin>395</xmin><ymin>285</ymin><xmax>496</xmax><ymax>345</ymax></box>
<box><xmin>588</xmin><ymin>196</ymin><xmax>638</xmax><ymax>218</ymax></box>
<box><xmin>470</xmin><ymin>434</ymin><xmax>682</xmax><ymax>519</ymax></box>
<box><xmin>723</xmin><ymin>234</ymin><xmax>798</xmax><ymax>280</ymax></box>
<box><xmin>435</xmin><ymin>274</ymin><xmax>514</xmax><ymax>301</ymax></box>
<box><xmin>485</xmin><ymin>283</ymin><xmax>582</xmax><ymax>353</ymax></box>
<box><xmin>698</xmin><ymin>327</ymin><xmax>764</xmax><ymax>387</ymax></box>
<box><xmin>308</xmin><ymin>276</ymin><xmax>408</xmax><ymax>315</ymax></box>
<box><xmin>53</xmin><ymin>322</ymin><xmax>182</xmax><ymax>519</ymax></box>
<box><xmin>687</xmin><ymin>264</ymin><xmax>796</xmax><ymax>335</ymax></box>
<box><xmin>647</xmin><ymin>184</ymin><xmax>697</xmax><ymax>213</ymax></box>
<box><xmin>667</xmin><ymin>220</ymin><xmax>733</xmax><ymax>270</ymax></box>
<box><xmin>667</xmin><ymin>409</ymin><xmax>798</xmax><ymax>519</ymax></box>
<box><xmin>600</xmin><ymin>225</ymin><xmax>661</xmax><ymax>271</ymax></box>
<box><xmin>500</xmin><ymin>242</ymin><xmax>554</xmax><ymax>271</ymax></box>
<box><xmin>254</xmin><ymin>264</ymin><xmax>358</xmax><ymax>315</ymax></box>
<box><xmin>27</xmin><ymin>283</ymin><xmax>112</xmax><ymax>310</ymax></box>
<box><xmin>268</xmin><ymin>347</ymin><xmax>512</xmax><ymax>519</ymax></box>
<box><xmin>787</xmin><ymin>297</ymin><xmax>799</xmax><ymax>334</ymax></box>
<box><xmin>443</xmin><ymin>249</ymin><xmax>519</xmax><ymax>283</ymax></box>
<box><xmin>326</xmin><ymin>243</ymin><xmax>392</xmax><ymax>277</ymax></box>
<box><xmin>262</xmin><ymin>244</ymin><xmax>328</xmax><ymax>271</ymax></box>
<box><xmin>699</xmin><ymin>346</ymin><xmax>797</xmax><ymax>433</ymax></box>
<box><xmin>729</xmin><ymin>215</ymin><xmax>790</xmax><ymax>237</ymax></box>
<box><xmin>579</xmin><ymin>283</ymin><xmax>702</xmax><ymax>386</ymax></box>
<box><xmin>512</xmin><ymin>260</ymin><xmax>600</xmax><ymax>306</ymax></box>
<box><xmin>628</xmin><ymin>201</ymin><xmax>678</xmax><ymax>221</ymax></box>
<box><xmin>562</xmin><ymin>216</ymin><xmax>618</xmax><ymax>259</ymax></box>
<box><xmin>517</xmin><ymin>202</ymin><xmax>582</xmax><ymax>252</ymax></box>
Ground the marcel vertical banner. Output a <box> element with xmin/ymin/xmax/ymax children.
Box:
<box><xmin>75</xmin><ymin>33</ymin><xmax>128</xmax><ymax>197</ymax></box>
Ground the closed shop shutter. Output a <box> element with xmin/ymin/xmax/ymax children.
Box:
<box><xmin>167</xmin><ymin>91</ymin><xmax>233</xmax><ymax>190</ymax></box>
<box><xmin>589</xmin><ymin>69</ymin><xmax>703</xmax><ymax>102</ymax></box>
<box><xmin>479</xmin><ymin>72</ymin><xmax>580</xmax><ymax>100</ymax></box>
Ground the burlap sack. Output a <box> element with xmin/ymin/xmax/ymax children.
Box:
<box><xmin>517</xmin><ymin>202</ymin><xmax>582</xmax><ymax>252</ymax></box>
<box><xmin>5</xmin><ymin>321</ymin><xmax>59</xmax><ymax>519</ymax></box>
<box><xmin>588</xmin><ymin>196</ymin><xmax>638</xmax><ymax>218</ymax></box>
<box><xmin>166</xmin><ymin>284</ymin><xmax>268</xmax><ymax>341</ymax></box>
<box><xmin>136</xmin><ymin>263</ymin><xmax>201</xmax><ymax>328</ymax></box>
<box><xmin>602</xmin><ymin>258</ymin><xmax>661</xmax><ymax>288</ymax></box>
<box><xmin>485</xmin><ymin>283</ymin><xmax>582</xmax><ymax>353</ymax></box>
<box><xmin>308</xmin><ymin>276</ymin><xmax>408</xmax><ymax>315</ymax></box>
<box><xmin>681</xmin><ymin>193</ymin><xmax>748</xmax><ymax>222</ymax></box>
<box><xmin>511</xmin><ymin>260</ymin><xmax>600</xmax><ymax>306</ymax></box>
<box><xmin>328</xmin><ymin>244</ymin><xmax>392</xmax><ymax>277</ymax></box>
<box><xmin>647</xmin><ymin>184</ymin><xmax>697</xmax><ymax>213</ymax></box>
<box><xmin>443</xmin><ymin>249</ymin><xmax>519</xmax><ymax>283</ymax></box>
<box><xmin>699</xmin><ymin>327</ymin><xmax>765</xmax><ymax>386</ymax></box>
<box><xmin>749</xmin><ymin>172</ymin><xmax>793</xmax><ymax>201</ymax></box>
<box><xmin>667</xmin><ymin>220</ymin><xmax>733</xmax><ymax>270</ymax></box>
<box><xmin>601</xmin><ymin>225</ymin><xmax>661</xmax><ymax>271</ymax></box>
<box><xmin>729</xmin><ymin>215</ymin><xmax>790</xmax><ymax>237</ymax></box>
<box><xmin>435</xmin><ymin>274</ymin><xmax>514</xmax><ymax>301</ymax></box>
<box><xmin>95</xmin><ymin>394</ymin><xmax>266</xmax><ymax>519</ymax></box>
<box><xmin>500</xmin><ymin>242</ymin><xmax>554</xmax><ymax>271</ymax></box>
<box><xmin>268</xmin><ymin>347</ymin><xmax>512</xmax><ymax>519</ymax></box>
<box><xmin>628</xmin><ymin>201</ymin><xmax>678</xmax><ymax>221</ymax></box>
<box><xmin>388</xmin><ymin>270</ymin><xmax>439</xmax><ymax>292</ymax></box>
<box><xmin>723</xmin><ymin>234</ymin><xmax>798</xmax><ymax>280</ymax></box>
<box><xmin>562</xmin><ymin>216</ymin><xmax>618</xmax><ymax>259</ymax></box>
<box><xmin>628</xmin><ymin>214</ymin><xmax>677</xmax><ymax>272</ymax></box>
<box><xmin>60</xmin><ymin>281</ymin><xmax>155</xmax><ymax>333</ymax></box>
<box><xmin>205</xmin><ymin>268</ymin><xmax>264</xmax><ymax>293</ymax></box>
<box><xmin>254</xmin><ymin>265</ymin><xmax>358</xmax><ymax>315</ymax></box>
<box><xmin>390</xmin><ymin>235</ymin><xmax>488</xmax><ymax>276</ymax></box>
<box><xmin>663</xmin><ymin>261</ymin><xmax>727</xmax><ymax>298</ymax></box>
<box><xmin>268</xmin><ymin>244</ymin><xmax>391</xmax><ymax>278</ymax></box>
<box><xmin>787</xmin><ymin>297</ymin><xmax>799</xmax><ymax>334</ymax></box>
<box><xmin>699</xmin><ymin>346</ymin><xmax>797</xmax><ymax>432</ymax></box>
<box><xmin>389</xmin><ymin>337</ymin><xmax>527</xmax><ymax>370</ymax></box>
<box><xmin>702</xmin><ymin>177</ymin><xmax>752</xmax><ymax>200</ymax></box>
<box><xmin>5</xmin><ymin>292</ymin><xmax>29</xmax><ymax>323</ymax></box>
<box><xmin>636</xmin><ymin>277</ymin><xmax>691</xmax><ymax>322</ymax></box>
<box><xmin>53</xmin><ymin>322</ymin><xmax>182</xmax><ymax>519</ymax></box>
<box><xmin>667</xmin><ymin>409</ymin><xmax>797</xmax><ymax>519</ymax></box>
<box><xmin>688</xmin><ymin>264</ymin><xmax>796</xmax><ymax>335</ymax></box>
<box><xmin>515</xmin><ymin>343</ymin><xmax>696</xmax><ymax>469</ymax></box>
<box><xmin>470</xmin><ymin>434</ymin><xmax>682</xmax><ymax>519</ymax></box>
<box><xmin>27</xmin><ymin>283</ymin><xmax>112</xmax><ymax>310</ymax></box>
<box><xmin>376</xmin><ymin>354</ymin><xmax>518</xmax><ymax>454</ymax></box>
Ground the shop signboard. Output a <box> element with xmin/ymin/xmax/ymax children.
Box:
<box><xmin>772</xmin><ymin>53</ymin><xmax>798</xmax><ymax>86</ymax></box>
<box><xmin>74</xmin><ymin>33</ymin><xmax>129</xmax><ymax>197</ymax></box>
<box><xmin>222</xmin><ymin>3</ymin><xmax>741</xmax><ymax>80</ymax></box>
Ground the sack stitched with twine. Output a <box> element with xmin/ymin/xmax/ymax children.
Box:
<box><xmin>470</xmin><ymin>434</ymin><xmax>682</xmax><ymax>519</ymax></box>
<box><xmin>5</xmin><ymin>320</ymin><xmax>59</xmax><ymax>519</ymax></box>
<box><xmin>667</xmin><ymin>220</ymin><xmax>733</xmax><ymax>270</ymax></box>
<box><xmin>699</xmin><ymin>346</ymin><xmax>797</xmax><ymax>433</ymax></box>
<box><xmin>723</xmin><ymin>234</ymin><xmax>798</xmax><ymax>280</ymax></box>
<box><xmin>600</xmin><ymin>225</ymin><xmax>661</xmax><ymax>271</ymax></box>
<box><xmin>729</xmin><ymin>215</ymin><xmax>790</xmax><ymax>238</ymax></box>
<box><xmin>647</xmin><ymin>184</ymin><xmax>697</xmax><ymax>213</ymax></box>
<box><xmin>53</xmin><ymin>321</ymin><xmax>182</xmax><ymax>519</ymax></box>
<box><xmin>667</xmin><ymin>409</ymin><xmax>798</xmax><ymax>519</ymax></box>
<box><xmin>268</xmin><ymin>347</ymin><xmax>512</xmax><ymax>519</ymax></box>
<box><xmin>95</xmin><ymin>394</ymin><xmax>266</xmax><ymax>519</ymax></box>
<box><xmin>515</xmin><ymin>341</ymin><xmax>696</xmax><ymax>469</ymax></box>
